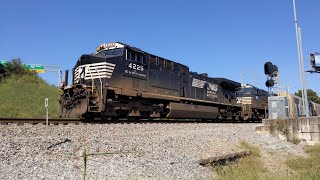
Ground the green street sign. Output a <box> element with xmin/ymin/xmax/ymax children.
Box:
<box><xmin>23</xmin><ymin>64</ymin><xmax>45</xmax><ymax>73</ymax></box>
<box><xmin>0</xmin><ymin>61</ymin><xmax>45</xmax><ymax>73</ymax></box>
<box><xmin>0</xmin><ymin>60</ymin><xmax>7</xmax><ymax>66</ymax></box>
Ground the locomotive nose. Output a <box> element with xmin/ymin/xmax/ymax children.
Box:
<box><xmin>79</xmin><ymin>55</ymin><xmax>91</xmax><ymax>65</ymax></box>
<box><xmin>78</xmin><ymin>54</ymin><xmax>106</xmax><ymax>66</ymax></box>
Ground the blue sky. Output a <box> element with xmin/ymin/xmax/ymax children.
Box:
<box><xmin>1</xmin><ymin>0</ymin><xmax>319</xmax><ymax>94</ymax></box>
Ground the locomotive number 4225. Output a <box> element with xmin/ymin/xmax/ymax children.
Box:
<box><xmin>128</xmin><ymin>63</ymin><xmax>144</xmax><ymax>71</ymax></box>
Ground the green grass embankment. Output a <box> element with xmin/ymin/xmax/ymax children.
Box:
<box><xmin>0</xmin><ymin>75</ymin><xmax>61</xmax><ymax>118</ymax></box>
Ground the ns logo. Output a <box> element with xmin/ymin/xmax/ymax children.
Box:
<box><xmin>207</xmin><ymin>83</ymin><xmax>218</xmax><ymax>92</ymax></box>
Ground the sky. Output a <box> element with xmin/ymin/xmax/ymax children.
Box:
<box><xmin>1</xmin><ymin>0</ymin><xmax>319</xmax><ymax>94</ymax></box>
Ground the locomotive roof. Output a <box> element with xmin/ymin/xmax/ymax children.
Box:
<box><xmin>191</xmin><ymin>72</ymin><xmax>241</xmax><ymax>90</ymax></box>
<box><xmin>239</xmin><ymin>83</ymin><xmax>268</xmax><ymax>93</ymax></box>
<box><xmin>211</xmin><ymin>78</ymin><xmax>241</xmax><ymax>89</ymax></box>
<box><xmin>116</xmin><ymin>42</ymin><xmax>187</xmax><ymax>67</ymax></box>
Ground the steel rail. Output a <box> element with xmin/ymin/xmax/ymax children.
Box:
<box><xmin>0</xmin><ymin>117</ymin><xmax>261</xmax><ymax>125</ymax></box>
<box><xmin>0</xmin><ymin>117</ymin><xmax>82</xmax><ymax>124</ymax></box>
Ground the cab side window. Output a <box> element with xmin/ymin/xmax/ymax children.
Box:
<box><xmin>180</xmin><ymin>66</ymin><xmax>187</xmax><ymax>75</ymax></box>
<box><xmin>158</xmin><ymin>57</ymin><xmax>165</xmax><ymax>67</ymax></box>
<box><xmin>166</xmin><ymin>60</ymin><xmax>173</xmax><ymax>70</ymax></box>
<box><xmin>130</xmin><ymin>52</ymin><xmax>136</xmax><ymax>61</ymax></box>
<box><xmin>149</xmin><ymin>55</ymin><xmax>157</xmax><ymax>65</ymax></box>
<box><xmin>126</xmin><ymin>48</ymin><xmax>146</xmax><ymax>64</ymax></box>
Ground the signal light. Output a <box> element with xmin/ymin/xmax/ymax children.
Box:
<box><xmin>264</xmin><ymin>62</ymin><xmax>278</xmax><ymax>76</ymax></box>
<box><xmin>264</xmin><ymin>62</ymin><xmax>273</xmax><ymax>75</ymax></box>
<box><xmin>265</xmin><ymin>79</ymin><xmax>274</xmax><ymax>87</ymax></box>
<box><xmin>264</xmin><ymin>61</ymin><xmax>278</xmax><ymax>88</ymax></box>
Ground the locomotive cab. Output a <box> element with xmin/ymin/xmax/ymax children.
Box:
<box><xmin>60</xmin><ymin>43</ymin><xmax>125</xmax><ymax>118</ymax></box>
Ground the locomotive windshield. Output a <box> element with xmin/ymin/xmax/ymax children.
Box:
<box><xmin>96</xmin><ymin>48</ymin><xmax>124</xmax><ymax>57</ymax></box>
<box><xmin>236</xmin><ymin>88</ymin><xmax>254</xmax><ymax>97</ymax></box>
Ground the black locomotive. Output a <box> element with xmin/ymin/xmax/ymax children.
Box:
<box><xmin>60</xmin><ymin>42</ymin><xmax>267</xmax><ymax>120</ymax></box>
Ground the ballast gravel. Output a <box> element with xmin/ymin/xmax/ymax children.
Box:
<box><xmin>0</xmin><ymin>123</ymin><xmax>304</xmax><ymax>179</ymax></box>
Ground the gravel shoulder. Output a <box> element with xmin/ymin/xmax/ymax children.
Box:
<box><xmin>0</xmin><ymin>123</ymin><xmax>304</xmax><ymax>179</ymax></box>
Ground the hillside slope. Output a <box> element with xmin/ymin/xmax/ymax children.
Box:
<box><xmin>0</xmin><ymin>75</ymin><xmax>61</xmax><ymax>118</ymax></box>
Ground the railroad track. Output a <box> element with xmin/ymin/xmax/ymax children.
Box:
<box><xmin>0</xmin><ymin>117</ymin><xmax>82</xmax><ymax>125</ymax></box>
<box><xmin>0</xmin><ymin>117</ymin><xmax>261</xmax><ymax>125</ymax></box>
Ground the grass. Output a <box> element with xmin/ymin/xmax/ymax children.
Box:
<box><xmin>213</xmin><ymin>142</ymin><xmax>320</xmax><ymax>180</ymax></box>
<box><xmin>0</xmin><ymin>74</ymin><xmax>61</xmax><ymax>118</ymax></box>
<box><xmin>214</xmin><ymin>141</ymin><xmax>266</xmax><ymax>180</ymax></box>
<box><xmin>286</xmin><ymin>144</ymin><xmax>320</xmax><ymax>179</ymax></box>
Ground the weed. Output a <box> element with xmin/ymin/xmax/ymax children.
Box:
<box><xmin>286</xmin><ymin>144</ymin><xmax>320</xmax><ymax>179</ymax></box>
<box><xmin>82</xmin><ymin>146</ymin><xmax>138</xmax><ymax>180</ymax></box>
<box><xmin>276</xmin><ymin>119</ymin><xmax>290</xmax><ymax>139</ymax></box>
<box><xmin>214</xmin><ymin>141</ymin><xmax>265</xmax><ymax>180</ymax></box>
<box><xmin>291</xmin><ymin>136</ymin><xmax>301</xmax><ymax>145</ymax></box>
<box><xmin>83</xmin><ymin>146</ymin><xmax>87</xmax><ymax>180</ymax></box>
<box><xmin>214</xmin><ymin>142</ymin><xmax>320</xmax><ymax>179</ymax></box>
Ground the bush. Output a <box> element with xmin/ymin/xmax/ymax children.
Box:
<box><xmin>0</xmin><ymin>58</ymin><xmax>36</xmax><ymax>81</ymax></box>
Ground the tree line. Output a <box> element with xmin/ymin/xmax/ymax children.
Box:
<box><xmin>295</xmin><ymin>89</ymin><xmax>320</xmax><ymax>104</ymax></box>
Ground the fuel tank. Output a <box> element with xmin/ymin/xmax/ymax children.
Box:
<box><xmin>166</xmin><ymin>102</ymin><xmax>219</xmax><ymax>119</ymax></box>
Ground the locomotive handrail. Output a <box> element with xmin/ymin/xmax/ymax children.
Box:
<box><xmin>87</xmin><ymin>66</ymin><xmax>94</xmax><ymax>92</ymax></box>
<box><xmin>94</xmin><ymin>68</ymin><xmax>103</xmax><ymax>100</ymax></box>
<box><xmin>88</xmin><ymin>65</ymin><xmax>103</xmax><ymax>100</ymax></box>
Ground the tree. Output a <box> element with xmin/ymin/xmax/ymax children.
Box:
<box><xmin>295</xmin><ymin>89</ymin><xmax>320</xmax><ymax>104</ymax></box>
<box><xmin>0</xmin><ymin>58</ymin><xmax>36</xmax><ymax>81</ymax></box>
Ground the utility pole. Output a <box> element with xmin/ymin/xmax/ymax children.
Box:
<box><xmin>242</xmin><ymin>71</ymin><xmax>245</xmax><ymax>84</ymax></box>
<box><xmin>276</xmin><ymin>71</ymin><xmax>281</xmax><ymax>93</ymax></box>
<box><xmin>292</xmin><ymin>0</ymin><xmax>309</xmax><ymax>117</ymax></box>
<box><xmin>253</xmin><ymin>71</ymin><xmax>261</xmax><ymax>87</ymax></box>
